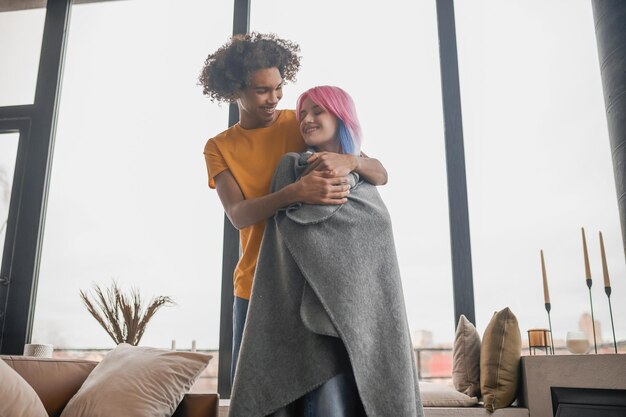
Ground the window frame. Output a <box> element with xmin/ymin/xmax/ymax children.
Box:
<box><xmin>0</xmin><ymin>0</ymin><xmax>71</xmax><ymax>354</ymax></box>
<box><xmin>0</xmin><ymin>0</ymin><xmax>478</xmax><ymax>401</ymax></box>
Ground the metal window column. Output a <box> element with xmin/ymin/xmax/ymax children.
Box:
<box><xmin>436</xmin><ymin>0</ymin><xmax>476</xmax><ymax>327</ymax></box>
<box><xmin>217</xmin><ymin>0</ymin><xmax>250</xmax><ymax>399</ymax></box>
<box><xmin>592</xmin><ymin>0</ymin><xmax>626</xmax><ymax>261</ymax></box>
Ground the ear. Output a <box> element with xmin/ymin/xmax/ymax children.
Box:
<box><xmin>232</xmin><ymin>89</ymin><xmax>246</xmax><ymax>106</ymax></box>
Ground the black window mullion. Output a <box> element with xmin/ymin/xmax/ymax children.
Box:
<box><xmin>0</xmin><ymin>0</ymin><xmax>71</xmax><ymax>354</ymax></box>
<box><xmin>436</xmin><ymin>0</ymin><xmax>476</xmax><ymax>327</ymax></box>
<box><xmin>0</xmin><ymin>119</ymin><xmax>32</xmax><ymax>352</ymax></box>
<box><xmin>217</xmin><ymin>0</ymin><xmax>251</xmax><ymax>400</ymax></box>
<box><xmin>0</xmin><ymin>105</ymin><xmax>35</xmax><ymax>120</ymax></box>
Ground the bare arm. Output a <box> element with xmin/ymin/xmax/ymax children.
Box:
<box><xmin>353</xmin><ymin>152</ymin><xmax>388</xmax><ymax>185</ymax></box>
<box><xmin>305</xmin><ymin>152</ymin><xmax>388</xmax><ymax>185</ymax></box>
<box><xmin>214</xmin><ymin>169</ymin><xmax>351</xmax><ymax>230</ymax></box>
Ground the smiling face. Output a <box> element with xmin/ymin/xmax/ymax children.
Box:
<box><xmin>298</xmin><ymin>96</ymin><xmax>340</xmax><ymax>153</ymax></box>
<box><xmin>237</xmin><ymin>67</ymin><xmax>284</xmax><ymax>129</ymax></box>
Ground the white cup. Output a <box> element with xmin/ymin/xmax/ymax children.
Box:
<box><xmin>566</xmin><ymin>331</ymin><xmax>590</xmax><ymax>354</ymax></box>
<box><xmin>23</xmin><ymin>343</ymin><xmax>54</xmax><ymax>358</ymax></box>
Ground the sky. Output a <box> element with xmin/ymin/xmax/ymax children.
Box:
<box><xmin>0</xmin><ymin>0</ymin><xmax>624</xmax><ymax>351</ymax></box>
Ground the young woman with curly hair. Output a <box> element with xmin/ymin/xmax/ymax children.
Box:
<box><xmin>200</xmin><ymin>34</ymin><xmax>389</xmax><ymax>416</ymax></box>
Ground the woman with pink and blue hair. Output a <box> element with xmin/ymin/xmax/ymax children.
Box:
<box><xmin>230</xmin><ymin>86</ymin><xmax>423</xmax><ymax>417</ymax></box>
<box><xmin>297</xmin><ymin>86</ymin><xmax>363</xmax><ymax>157</ymax></box>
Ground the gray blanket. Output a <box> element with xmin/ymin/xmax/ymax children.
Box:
<box><xmin>229</xmin><ymin>152</ymin><xmax>423</xmax><ymax>417</ymax></box>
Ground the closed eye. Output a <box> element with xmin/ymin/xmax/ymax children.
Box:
<box><xmin>312</xmin><ymin>105</ymin><xmax>325</xmax><ymax>115</ymax></box>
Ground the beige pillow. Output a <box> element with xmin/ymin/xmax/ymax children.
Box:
<box><xmin>60</xmin><ymin>344</ymin><xmax>211</xmax><ymax>417</ymax></box>
<box><xmin>480</xmin><ymin>307</ymin><xmax>521</xmax><ymax>411</ymax></box>
<box><xmin>0</xmin><ymin>357</ymin><xmax>48</xmax><ymax>417</ymax></box>
<box><xmin>419</xmin><ymin>382</ymin><xmax>478</xmax><ymax>407</ymax></box>
<box><xmin>452</xmin><ymin>314</ymin><xmax>481</xmax><ymax>398</ymax></box>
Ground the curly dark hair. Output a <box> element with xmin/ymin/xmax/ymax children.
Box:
<box><xmin>198</xmin><ymin>32</ymin><xmax>301</xmax><ymax>103</ymax></box>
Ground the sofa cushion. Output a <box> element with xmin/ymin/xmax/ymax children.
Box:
<box><xmin>424</xmin><ymin>407</ymin><xmax>529</xmax><ymax>416</ymax></box>
<box><xmin>1</xmin><ymin>356</ymin><xmax>97</xmax><ymax>417</ymax></box>
<box><xmin>420</xmin><ymin>382</ymin><xmax>478</xmax><ymax>407</ymax></box>
<box><xmin>480</xmin><ymin>307</ymin><xmax>521</xmax><ymax>411</ymax></box>
<box><xmin>0</xmin><ymin>356</ymin><xmax>48</xmax><ymax>417</ymax></box>
<box><xmin>60</xmin><ymin>343</ymin><xmax>211</xmax><ymax>417</ymax></box>
<box><xmin>452</xmin><ymin>314</ymin><xmax>481</xmax><ymax>398</ymax></box>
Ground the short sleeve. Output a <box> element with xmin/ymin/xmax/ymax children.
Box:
<box><xmin>203</xmin><ymin>139</ymin><xmax>229</xmax><ymax>189</ymax></box>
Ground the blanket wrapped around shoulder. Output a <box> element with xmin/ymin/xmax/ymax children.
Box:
<box><xmin>229</xmin><ymin>152</ymin><xmax>423</xmax><ymax>417</ymax></box>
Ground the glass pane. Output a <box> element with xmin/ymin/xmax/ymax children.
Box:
<box><xmin>0</xmin><ymin>132</ymin><xmax>20</xmax><ymax>266</ymax></box>
<box><xmin>456</xmin><ymin>1</ymin><xmax>626</xmax><ymax>352</ymax></box>
<box><xmin>32</xmin><ymin>0</ymin><xmax>234</xmax><ymax>391</ymax></box>
<box><xmin>0</xmin><ymin>7</ymin><xmax>47</xmax><ymax>106</ymax></box>
<box><xmin>252</xmin><ymin>0</ymin><xmax>455</xmax><ymax>379</ymax></box>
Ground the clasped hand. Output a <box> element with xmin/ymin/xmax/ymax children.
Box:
<box><xmin>304</xmin><ymin>152</ymin><xmax>358</xmax><ymax>177</ymax></box>
<box><xmin>296</xmin><ymin>152</ymin><xmax>358</xmax><ymax>205</ymax></box>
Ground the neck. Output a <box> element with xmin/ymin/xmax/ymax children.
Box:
<box><xmin>317</xmin><ymin>141</ymin><xmax>342</xmax><ymax>154</ymax></box>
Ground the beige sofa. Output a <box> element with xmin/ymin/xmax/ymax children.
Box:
<box><xmin>5</xmin><ymin>353</ymin><xmax>530</xmax><ymax>417</ymax></box>
<box><xmin>423</xmin><ymin>407</ymin><xmax>528</xmax><ymax>416</ymax></box>
<box><xmin>217</xmin><ymin>401</ymin><xmax>529</xmax><ymax>416</ymax></box>
<box><xmin>216</xmin><ymin>388</ymin><xmax>530</xmax><ymax>416</ymax></box>
<box><xmin>1</xmin><ymin>355</ymin><xmax>219</xmax><ymax>417</ymax></box>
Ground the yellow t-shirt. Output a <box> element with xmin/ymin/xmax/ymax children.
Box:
<box><xmin>203</xmin><ymin>110</ymin><xmax>306</xmax><ymax>300</ymax></box>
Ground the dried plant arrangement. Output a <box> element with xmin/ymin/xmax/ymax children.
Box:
<box><xmin>80</xmin><ymin>280</ymin><xmax>174</xmax><ymax>346</ymax></box>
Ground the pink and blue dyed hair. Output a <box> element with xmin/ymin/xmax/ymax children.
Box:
<box><xmin>296</xmin><ymin>86</ymin><xmax>363</xmax><ymax>155</ymax></box>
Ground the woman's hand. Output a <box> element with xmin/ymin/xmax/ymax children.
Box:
<box><xmin>292</xmin><ymin>170</ymin><xmax>351</xmax><ymax>205</ymax></box>
<box><xmin>305</xmin><ymin>152</ymin><xmax>358</xmax><ymax>177</ymax></box>
<box><xmin>305</xmin><ymin>151</ymin><xmax>388</xmax><ymax>185</ymax></box>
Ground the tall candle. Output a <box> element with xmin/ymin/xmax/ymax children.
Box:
<box><xmin>599</xmin><ymin>232</ymin><xmax>611</xmax><ymax>287</ymax></box>
<box><xmin>582</xmin><ymin>227</ymin><xmax>592</xmax><ymax>280</ymax></box>
<box><xmin>541</xmin><ymin>250</ymin><xmax>550</xmax><ymax>304</ymax></box>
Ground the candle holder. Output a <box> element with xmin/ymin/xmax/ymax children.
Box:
<box><xmin>527</xmin><ymin>329</ymin><xmax>553</xmax><ymax>355</ymax></box>
<box><xmin>599</xmin><ymin>232</ymin><xmax>618</xmax><ymax>354</ymax></box>
<box><xmin>566</xmin><ymin>330</ymin><xmax>590</xmax><ymax>354</ymax></box>
<box><xmin>586</xmin><ymin>278</ymin><xmax>598</xmax><ymax>354</ymax></box>
<box><xmin>605</xmin><ymin>286</ymin><xmax>618</xmax><ymax>353</ymax></box>
<box><xmin>545</xmin><ymin>302</ymin><xmax>554</xmax><ymax>354</ymax></box>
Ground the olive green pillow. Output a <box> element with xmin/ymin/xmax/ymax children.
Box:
<box><xmin>480</xmin><ymin>307</ymin><xmax>521</xmax><ymax>411</ymax></box>
<box><xmin>453</xmin><ymin>314</ymin><xmax>481</xmax><ymax>398</ymax></box>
